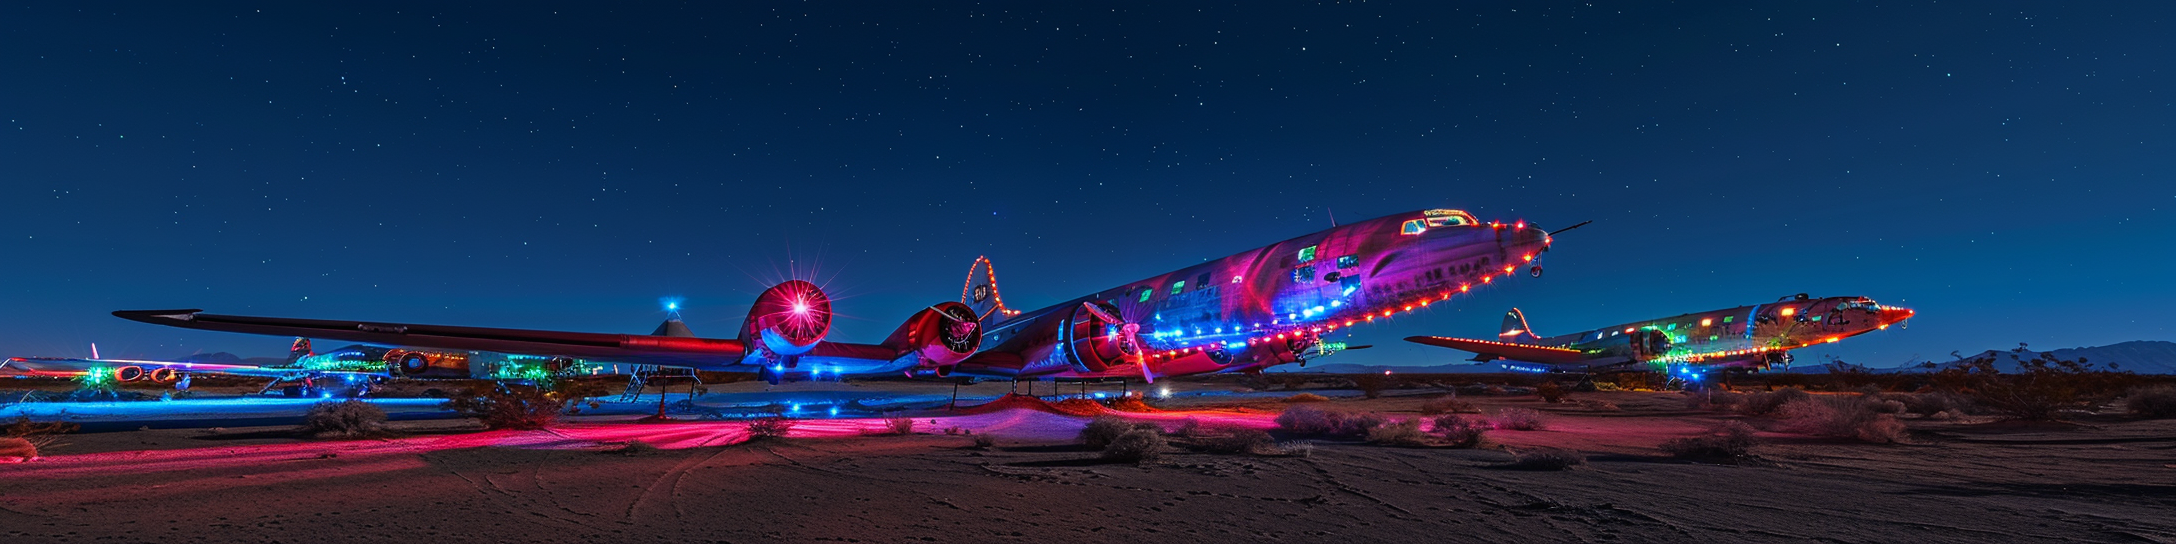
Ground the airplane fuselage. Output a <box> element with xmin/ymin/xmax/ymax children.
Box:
<box><xmin>964</xmin><ymin>209</ymin><xmax>1554</xmax><ymax>380</ymax></box>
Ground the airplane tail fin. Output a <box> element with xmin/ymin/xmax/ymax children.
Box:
<box><xmin>286</xmin><ymin>338</ymin><xmax>314</xmax><ymax>365</ymax></box>
<box><xmin>1499</xmin><ymin>309</ymin><xmax>1541</xmax><ymax>344</ymax></box>
<box><xmin>961</xmin><ymin>256</ymin><xmax>1015</xmax><ymax>322</ymax></box>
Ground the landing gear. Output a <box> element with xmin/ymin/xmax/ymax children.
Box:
<box><xmin>1530</xmin><ymin>265</ymin><xmax>1544</xmax><ymax>278</ymax></box>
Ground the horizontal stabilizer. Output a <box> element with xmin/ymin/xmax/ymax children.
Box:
<box><xmin>1404</xmin><ymin>335</ymin><xmax>1587</xmax><ymax>365</ymax></box>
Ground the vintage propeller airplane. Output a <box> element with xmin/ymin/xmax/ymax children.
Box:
<box><xmin>111</xmin><ymin>208</ymin><xmax>1560</xmax><ymax>386</ymax></box>
<box><xmin>1405</xmin><ymin>293</ymin><xmax>1915</xmax><ymax>378</ymax></box>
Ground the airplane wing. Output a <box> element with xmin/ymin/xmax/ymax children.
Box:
<box><xmin>113</xmin><ymin>309</ymin><xmax>750</xmax><ymax>369</ymax></box>
<box><xmin>1403</xmin><ymin>336</ymin><xmax>1589</xmax><ymax>365</ymax></box>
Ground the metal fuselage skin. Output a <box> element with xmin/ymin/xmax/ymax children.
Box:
<box><xmin>963</xmin><ymin>210</ymin><xmax>1553</xmax><ymax>380</ymax></box>
<box><xmin>1486</xmin><ymin>296</ymin><xmax>1914</xmax><ymax>374</ymax></box>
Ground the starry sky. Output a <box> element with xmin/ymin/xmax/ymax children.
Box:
<box><xmin>3</xmin><ymin>2</ymin><xmax>2170</xmax><ymax>368</ymax></box>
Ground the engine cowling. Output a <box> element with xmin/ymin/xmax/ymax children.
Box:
<box><xmin>740</xmin><ymin>280</ymin><xmax>832</xmax><ymax>357</ymax></box>
<box><xmin>882</xmin><ymin>301</ymin><xmax>982</xmax><ymax>368</ymax></box>
<box><xmin>1060</xmin><ymin>301</ymin><xmax>1134</xmax><ymax>372</ymax></box>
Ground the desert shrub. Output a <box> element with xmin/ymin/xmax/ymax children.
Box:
<box><xmin>1658</xmin><ymin>421</ymin><xmax>1760</xmax><ymax>461</ymax></box>
<box><xmin>3</xmin><ymin>417</ymin><xmax>79</xmax><ymax>439</ymax></box>
<box><xmin>0</xmin><ymin>437</ymin><xmax>38</xmax><ymax>460</ymax></box>
<box><xmin>1686</xmin><ymin>390</ymin><xmax>1746</xmax><ymax>411</ymax></box>
<box><xmin>1937</xmin><ymin>345</ymin><xmax>2137</xmax><ymax>420</ymax></box>
<box><xmin>1102</xmin><ymin>428</ymin><xmax>1167</xmax><ymax>463</ymax></box>
<box><xmin>1419</xmin><ymin>395</ymin><xmax>1479</xmax><ymax>415</ymax></box>
<box><xmin>1351</xmin><ymin>373</ymin><xmax>1392</xmax><ymax>399</ymax></box>
<box><xmin>971</xmin><ymin>434</ymin><xmax>997</xmax><ymax>449</ymax></box>
<box><xmin>881</xmin><ymin>415</ymin><xmax>917</xmax><ymax>435</ymax></box>
<box><xmin>1274</xmin><ymin>405</ymin><xmax>1386</xmax><ymax>438</ymax></box>
<box><xmin>1364</xmin><ymin>418</ymin><xmax>1428</xmax><ymax>446</ymax></box>
<box><xmin>1593</xmin><ymin>381</ymin><xmax>1625</xmax><ymax>392</ymax></box>
<box><xmin>1491</xmin><ymin>408</ymin><xmax>1546</xmax><ymax>431</ymax></box>
<box><xmin>1738</xmin><ymin>387</ymin><xmax>1811</xmax><ymax>416</ymax></box>
<box><xmin>300</xmin><ymin>399</ymin><xmax>389</xmax><ymax>438</ymax></box>
<box><xmin>747</xmin><ymin>417</ymin><xmax>795</xmax><ymax>439</ymax></box>
<box><xmin>1536</xmin><ymin>382</ymin><xmax>1567</xmax><ymax>403</ymax></box>
<box><xmin>1199</xmin><ymin>427</ymin><xmax>1276</xmax><ymax>454</ymax></box>
<box><xmin>606</xmin><ymin>440</ymin><xmax>660</xmax><ymax>455</ymax></box>
<box><xmin>1282</xmin><ymin>393</ymin><xmax>1330</xmax><ymax>403</ymax></box>
<box><xmin>1175</xmin><ymin>417</ymin><xmax>1208</xmax><ymax>438</ymax></box>
<box><xmin>1575</xmin><ymin>399</ymin><xmax>1621</xmax><ymax>412</ymax></box>
<box><xmin>443</xmin><ymin>382</ymin><xmax>586</xmax><ymax>430</ymax></box>
<box><xmin>1895</xmin><ymin>391</ymin><xmax>1973</xmax><ymax>416</ymax></box>
<box><xmin>1432</xmin><ymin>415</ymin><xmax>1489</xmax><ymax>448</ymax></box>
<box><xmin>1506</xmin><ymin>448</ymin><xmax>1586</xmax><ymax>470</ymax></box>
<box><xmin>2128</xmin><ymin>386</ymin><xmax>2176</xmax><ymax>418</ymax></box>
<box><xmin>1079</xmin><ymin>415</ymin><xmax>1145</xmax><ymax>449</ymax></box>
<box><xmin>1777</xmin><ymin>396</ymin><xmax>1907</xmax><ymax>443</ymax></box>
<box><xmin>1253</xmin><ymin>441</ymin><xmax>1312</xmax><ymax>457</ymax></box>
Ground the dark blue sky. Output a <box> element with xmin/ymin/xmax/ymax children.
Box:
<box><xmin>3</xmin><ymin>2</ymin><xmax>2169</xmax><ymax>367</ymax></box>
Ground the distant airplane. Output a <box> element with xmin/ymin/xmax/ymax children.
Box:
<box><xmin>1</xmin><ymin>338</ymin><xmax>385</xmax><ymax>396</ymax></box>
<box><xmin>113</xmin><ymin>208</ymin><xmax>1558</xmax><ymax>385</ymax></box>
<box><xmin>1404</xmin><ymin>293</ymin><xmax>1915</xmax><ymax>377</ymax></box>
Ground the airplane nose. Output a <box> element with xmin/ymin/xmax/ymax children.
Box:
<box><xmin>1878</xmin><ymin>306</ymin><xmax>1915</xmax><ymax>326</ymax></box>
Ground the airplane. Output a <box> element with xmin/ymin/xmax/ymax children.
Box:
<box><xmin>929</xmin><ymin>208</ymin><xmax>1557</xmax><ymax>382</ymax></box>
<box><xmin>0</xmin><ymin>339</ymin><xmax>390</xmax><ymax>397</ymax></box>
<box><xmin>1403</xmin><ymin>293</ymin><xmax>1916</xmax><ymax>378</ymax></box>
<box><xmin>111</xmin><ymin>208</ymin><xmax>1558</xmax><ymax>385</ymax></box>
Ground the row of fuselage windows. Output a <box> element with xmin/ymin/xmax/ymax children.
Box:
<box><xmin>1595</xmin><ymin>316</ymin><xmax>1735</xmax><ymax>342</ymax></box>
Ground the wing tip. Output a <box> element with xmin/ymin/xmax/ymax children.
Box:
<box><xmin>112</xmin><ymin>309</ymin><xmax>204</xmax><ymax>322</ymax></box>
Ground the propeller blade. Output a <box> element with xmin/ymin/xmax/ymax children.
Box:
<box><xmin>1079</xmin><ymin>301</ymin><xmax>1124</xmax><ymax>324</ymax></box>
<box><xmin>1548</xmin><ymin>220</ymin><xmax>1593</xmax><ymax>236</ymax></box>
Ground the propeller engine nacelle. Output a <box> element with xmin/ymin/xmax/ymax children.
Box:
<box><xmin>739</xmin><ymin>280</ymin><xmax>833</xmax><ymax>358</ymax></box>
<box><xmin>1061</xmin><ymin>301</ymin><xmax>1139</xmax><ymax>373</ymax></box>
<box><xmin>882</xmin><ymin>301</ymin><xmax>983</xmax><ymax>368</ymax></box>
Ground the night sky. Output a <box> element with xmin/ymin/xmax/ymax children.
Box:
<box><xmin>4</xmin><ymin>2</ymin><xmax>2169</xmax><ymax>369</ymax></box>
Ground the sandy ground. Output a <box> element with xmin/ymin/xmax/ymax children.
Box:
<box><xmin>3</xmin><ymin>388</ymin><xmax>2174</xmax><ymax>543</ymax></box>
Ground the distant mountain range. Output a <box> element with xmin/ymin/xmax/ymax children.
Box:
<box><xmin>1273</xmin><ymin>341</ymin><xmax>2176</xmax><ymax>375</ymax></box>
<box><xmin>1849</xmin><ymin>340</ymin><xmax>2176</xmax><ymax>375</ymax></box>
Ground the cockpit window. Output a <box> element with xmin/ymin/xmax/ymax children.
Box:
<box><xmin>1400</xmin><ymin>220</ymin><xmax>1426</xmax><ymax>235</ymax></box>
<box><xmin>1297</xmin><ymin>245</ymin><xmax>1317</xmax><ymax>263</ymax></box>
<box><xmin>1422</xmin><ymin>210</ymin><xmax>1478</xmax><ymax>228</ymax></box>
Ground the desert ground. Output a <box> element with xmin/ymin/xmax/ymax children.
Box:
<box><xmin>3</xmin><ymin>380</ymin><xmax>2173</xmax><ymax>543</ymax></box>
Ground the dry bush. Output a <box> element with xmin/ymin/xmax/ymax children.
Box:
<box><xmin>1419</xmin><ymin>395</ymin><xmax>1480</xmax><ymax>415</ymax></box>
<box><xmin>1738</xmin><ymin>387</ymin><xmax>1811</xmax><ymax>416</ymax></box>
<box><xmin>1282</xmin><ymin>393</ymin><xmax>1330</xmax><ymax>403</ymax></box>
<box><xmin>1658</xmin><ymin>420</ymin><xmax>1760</xmax><ymax>461</ymax></box>
<box><xmin>1351</xmin><ymin>374</ymin><xmax>1391</xmax><ymax>399</ymax></box>
<box><xmin>1431</xmin><ymin>415</ymin><xmax>1490</xmax><ymax>448</ymax></box>
<box><xmin>971</xmin><ymin>434</ymin><xmax>997</xmax><ymax>449</ymax></box>
<box><xmin>1574</xmin><ymin>399</ymin><xmax>1622</xmax><ymax>412</ymax></box>
<box><xmin>0</xmin><ymin>437</ymin><xmax>38</xmax><ymax>459</ymax></box>
<box><xmin>1491</xmin><ymin>408</ymin><xmax>1546</xmax><ymax>431</ymax></box>
<box><xmin>3</xmin><ymin>417</ymin><xmax>79</xmax><ymax>440</ymax></box>
<box><xmin>1777</xmin><ymin>396</ymin><xmax>1907</xmax><ymax>443</ymax></box>
<box><xmin>1364</xmin><ymin>418</ymin><xmax>1429</xmax><ymax>446</ymax></box>
<box><xmin>881</xmin><ymin>415</ymin><xmax>917</xmax><ymax>435</ymax></box>
<box><xmin>1080</xmin><ymin>415</ymin><xmax>1159</xmax><ymax>449</ymax></box>
<box><xmin>1175</xmin><ymin>417</ymin><xmax>1208</xmax><ymax>438</ymax></box>
<box><xmin>606</xmin><ymin>440</ymin><xmax>660</xmax><ymax>455</ymax></box>
<box><xmin>1275</xmin><ymin>405</ymin><xmax>1387</xmax><ymax>438</ymax></box>
<box><xmin>443</xmin><ymin>383</ymin><xmax>586</xmax><ymax>430</ymax></box>
<box><xmin>1506</xmin><ymin>448</ymin><xmax>1586</xmax><ymax>470</ymax></box>
<box><xmin>1102</xmin><ymin>428</ymin><xmax>1167</xmax><ymax>463</ymax></box>
<box><xmin>747</xmin><ymin>417</ymin><xmax>795</xmax><ymax>439</ymax></box>
<box><xmin>1936</xmin><ymin>346</ymin><xmax>2140</xmax><ymax>420</ymax></box>
<box><xmin>2128</xmin><ymin>386</ymin><xmax>2176</xmax><ymax>418</ymax></box>
<box><xmin>1684</xmin><ymin>390</ymin><xmax>1746</xmax><ymax>411</ymax></box>
<box><xmin>1536</xmin><ymin>382</ymin><xmax>1567</xmax><ymax>403</ymax></box>
<box><xmin>1256</xmin><ymin>441</ymin><xmax>1313</xmax><ymax>457</ymax></box>
<box><xmin>300</xmin><ymin>399</ymin><xmax>389</xmax><ymax>438</ymax></box>
<box><xmin>1895</xmin><ymin>391</ymin><xmax>1974</xmax><ymax>416</ymax></box>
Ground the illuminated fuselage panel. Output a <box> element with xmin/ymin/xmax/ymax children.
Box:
<box><xmin>966</xmin><ymin>209</ymin><xmax>1554</xmax><ymax>380</ymax></box>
